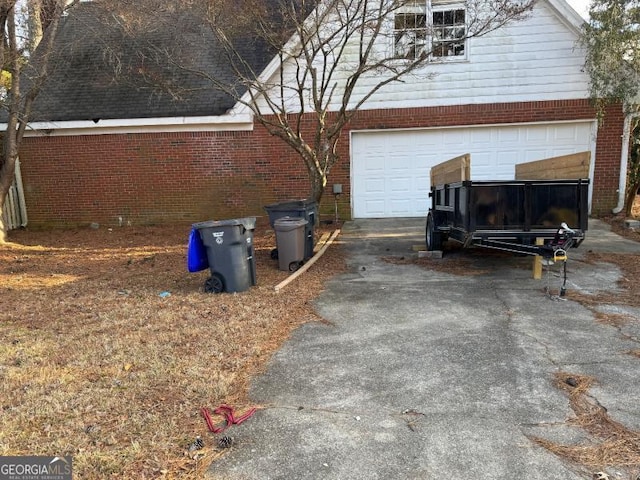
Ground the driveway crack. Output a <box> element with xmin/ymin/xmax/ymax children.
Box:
<box><xmin>491</xmin><ymin>286</ymin><xmax>562</xmax><ymax>369</ymax></box>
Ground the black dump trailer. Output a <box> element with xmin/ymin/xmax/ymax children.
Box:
<box><xmin>426</xmin><ymin>178</ymin><xmax>589</xmax><ymax>257</ymax></box>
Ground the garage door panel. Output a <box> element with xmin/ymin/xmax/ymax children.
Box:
<box><xmin>525</xmin><ymin>128</ymin><xmax>548</xmax><ymax>143</ymax></box>
<box><xmin>497</xmin><ymin>129</ymin><xmax>521</xmax><ymax>144</ymax></box>
<box><xmin>496</xmin><ymin>150</ymin><xmax>519</xmax><ymax>167</ymax></box>
<box><xmin>550</xmin><ymin>148</ymin><xmax>577</xmax><ymax>157</ymax></box>
<box><xmin>471</xmin><ymin>151</ymin><xmax>491</xmax><ymax>167</ymax></box>
<box><xmin>364</xmin><ymin>178</ymin><xmax>385</xmax><ymax>193</ymax></box>
<box><xmin>390</xmin><ymin>159</ymin><xmax>412</xmax><ymax>172</ymax></box>
<box><xmin>443</xmin><ymin>130</ymin><xmax>465</xmax><ymax>146</ymax></box>
<box><xmin>523</xmin><ymin>149</ymin><xmax>547</xmax><ymax>162</ymax></box>
<box><xmin>415</xmin><ymin>176</ymin><xmax>430</xmax><ymax>192</ymax></box>
<box><xmin>362</xmin><ymin>200</ymin><xmax>385</xmax><ymax>216</ymax></box>
<box><xmin>390</xmin><ymin>177</ymin><xmax>412</xmax><ymax>193</ymax></box>
<box><xmin>470</xmin><ymin>130</ymin><xmax>492</xmax><ymax>146</ymax></box>
<box><xmin>352</xmin><ymin>122</ymin><xmax>594</xmax><ymax>218</ymax></box>
<box><xmin>389</xmin><ymin>199</ymin><xmax>412</xmax><ymax>215</ymax></box>
<box><xmin>553</xmin><ymin>125</ymin><xmax>580</xmax><ymax>141</ymax></box>
<box><xmin>364</xmin><ymin>157</ymin><xmax>385</xmax><ymax>172</ymax></box>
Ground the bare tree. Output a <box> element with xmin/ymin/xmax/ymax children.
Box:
<box><xmin>188</xmin><ymin>0</ymin><xmax>535</xmax><ymax>202</ymax></box>
<box><xmin>0</xmin><ymin>0</ymin><xmax>80</xmax><ymax>242</ymax></box>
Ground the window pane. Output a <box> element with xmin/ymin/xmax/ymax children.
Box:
<box><xmin>444</xmin><ymin>10</ymin><xmax>454</xmax><ymax>24</ymax></box>
<box><xmin>394</xmin><ymin>3</ymin><xmax>428</xmax><ymax>59</ymax></box>
<box><xmin>431</xmin><ymin>7</ymin><xmax>466</xmax><ymax>58</ymax></box>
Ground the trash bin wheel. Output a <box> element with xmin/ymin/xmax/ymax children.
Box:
<box><xmin>270</xmin><ymin>248</ymin><xmax>279</xmax><ymax>260</ymax></box>
<box><xmin>426</xmin><ymin>213</ymin><xmax>442</xmax><ymax>251</ymax></box>
<box><xmin>204</xmin><ymin>273</ymin><xmax>225</xmax><ymax>294</ymax></box>
<box><xmin>289</xmin><ymin>261</ymin><xmax>303</xmax><ymax>272</ymax></box>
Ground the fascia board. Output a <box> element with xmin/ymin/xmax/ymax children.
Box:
<box><xmin>545</xmin><ymin>0</ymin><xmax>587</xmax><ymax>35</ymax></box>
<box><xmin>0</xmin><ymin>113</ymin><xmax>254</xmax><ymax>137</ymax></box>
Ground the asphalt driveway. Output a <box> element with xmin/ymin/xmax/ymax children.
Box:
<box><xmin>208</xmin><ymin>218</ymin><xmax>640</xmax><ymax>479</ymax></box>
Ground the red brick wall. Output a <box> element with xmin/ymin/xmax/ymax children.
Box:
<box><xmin>18</xmin><ymin>99</ymin><xmax>624</xmax><ymax>228</ymax></box>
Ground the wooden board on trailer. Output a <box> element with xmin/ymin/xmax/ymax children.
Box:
<box><xmin>430</xmin><ymin>153</ymin><xmax>471</xmax><ymax>186</ymax></box>
<box><xmin>515</xmin><ymin>151</ymin><xmax>590</xmax><ymax>180</ymax></box>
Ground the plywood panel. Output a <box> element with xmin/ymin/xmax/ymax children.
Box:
<box><xmin>430</xmin><ymin>153</ymin><xmax>471</xmax><ymax>186</ymax></box>
<box><xmin>515</xmin><ymin>151</ymin><xmax>590</xmax><ymax>180</ymax></box>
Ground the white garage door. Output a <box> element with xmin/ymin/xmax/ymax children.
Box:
<box><xmin>351</xmin><ymin>122</ymin><xmax>595</xmax><ymax>218</ymax></box>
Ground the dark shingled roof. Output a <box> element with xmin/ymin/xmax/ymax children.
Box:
<box><xmin>20</xmin><ymin>1</ymin><xmax>278</xmax><ymax>122</ymax></box>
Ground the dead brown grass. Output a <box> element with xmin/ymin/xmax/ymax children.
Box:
<box><xmin>593</xmin><ymin>312</ymin><xmax>634</xmax><ymax>328</ymax></box>
<box><xmin>0</xmin><ymin>223</ymin><xmax>345</xmax><ymax>479</ymax></box>
<box><xmin>568</xmin><ymin>252</ymin><xmax>640</xmax><ymax>309</ymax></box>
<box><xmin>531</xmin><ymin>372</ymin><xmax>640</xmax><ymax>474</ymax></box>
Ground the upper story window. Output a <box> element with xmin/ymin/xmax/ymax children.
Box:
<box><xmin>394</xmin><ymin>1</ymin><xmax>467</xmax><ymax>60</ymax></box>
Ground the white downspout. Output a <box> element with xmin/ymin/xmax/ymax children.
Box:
<box><xmin>612</xmin><ymin>113</ymin><xmax>635</xmax><ymax>214</ymax></box>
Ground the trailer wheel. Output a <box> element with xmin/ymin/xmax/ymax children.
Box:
<box><xmin>426</xmin><ymin>213</ymin><xmax>442</xmax><ymax>251</ymax></box>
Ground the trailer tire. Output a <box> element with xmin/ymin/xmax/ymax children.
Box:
<box><xmin>426</xmin><ymin>213</ymin><xmax>442</xmax><ymax>251</ymax></box>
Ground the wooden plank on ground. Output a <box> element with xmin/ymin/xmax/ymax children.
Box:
<box><xmin>515</xmin><ymin>151</ymin><xmax>590</xmax><ymax>180</ymax></box>
<box><xmin>430</xmin><ymin>153</ymin><xmax>471</xmax><ymax>186</ymax></box>
<box><xmin>314</xmin><ymin>232</ymin><xmax>331</xmax><ymax>253</ymax></box>
<box><xmin>275</xmin><ymin>230</ymin><xmax>341</xmax><ymax>293</ymax></box>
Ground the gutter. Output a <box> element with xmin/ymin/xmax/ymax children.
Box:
<box><xmin>0</xmin><ymin>113</ymin><xmax>255</xmax><ymax>137</ymax></box>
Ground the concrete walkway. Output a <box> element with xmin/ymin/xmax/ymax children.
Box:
<box><xmin>208</xmin><ymin>218</ymin><xmax>640</xmax><ymax>479</ymax></box>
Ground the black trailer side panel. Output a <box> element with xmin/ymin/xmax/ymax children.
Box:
<box><xmin>430</xmin><ymin>179</ymin><xmax>589</xmax><ymax>247</ymax></box>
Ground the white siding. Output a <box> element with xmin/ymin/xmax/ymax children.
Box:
<box><xmin>253</xmin><ymin>0</ymin><xmax>588</xmax><ymax>113</ymax></box>
<box><xmin>343</xmin><ymin>1</ymin><xmax>588</xmax><ymax>109</ymax></box>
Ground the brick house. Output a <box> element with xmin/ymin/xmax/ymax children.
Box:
<box><xmin>2</xmin><ymin>0</ymin><xmax>630</xmax><ymax>228</ymax></box>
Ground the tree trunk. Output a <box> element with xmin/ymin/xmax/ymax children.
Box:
<box><xmin>309</xmin><ymin>174</ymin><xmax>325</xmax><ymax>204</ymax></box>
<box><xmin>0</xmin><ymin>140</ymin><xmax>19</xmax><ymax>243</ymax></box>
<box><xmin>0</xmin><ymin>153</ymin><xmax>17</xmax><ymax>243</ymax></box>
<box><xmin>27</xmin><ymin>0</ymin><xmax>44</xmax><ymax>52</ymax></box>
<box><xmin>624</xmin><ymin>180</ymin><xmax>640</xmax><ymax>217</ymax></box>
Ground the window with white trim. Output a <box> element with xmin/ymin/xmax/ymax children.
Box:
<box><xmin>394</xmin><ymin>1</ymin><xmax>467</xmax><ymax>60</ymax></box>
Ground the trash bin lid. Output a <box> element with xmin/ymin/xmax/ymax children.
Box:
<box><xmin>264</xmin><ymin>199</ymin><xmax>317</xmax><ymax>212</ymax></box>
<box><xmin>193</xmin><ymin>217</ymin><xmax>256</xmax><ymax>231</ymax></box>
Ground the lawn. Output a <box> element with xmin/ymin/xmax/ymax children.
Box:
<box><xmin>3</xmin><ymin>208</ymin><xmax>640</xmax><ymax>479</ymax></box>
<box><xmin>0</xmin><ymin>222</ymin><xmax>345</xmax><ymax>478</ymax></box>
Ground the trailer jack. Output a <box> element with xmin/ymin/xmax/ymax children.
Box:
<box><xmin>541</xmin><ymin>225</ymin><xmax>577</xmax><ymax>300</ymax></box>
<box><xmin>543</xmin><ymin>256</ymin><xmax>570</xmax><ymax>300</ymax></box>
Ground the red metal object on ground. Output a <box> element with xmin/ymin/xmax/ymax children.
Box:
<box><xmin>201</xmin><ymin>404</ymin><xmax>257</xmax><ymax>433</ymax></box>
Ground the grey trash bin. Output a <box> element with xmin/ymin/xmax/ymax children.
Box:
<box><xmin>193</xmin><ymin>217</ymin><xmax>257</xmax><ymax>293</ymax></box>
<box><xmin>273</xmin><ymin>217</ymin><xmax>308</xmax><ymax>272</ymax></box>
<box><xmin>264</xmin><ymin>199</ymin><xmax>317</xmax><ymax>260</ymax></box>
